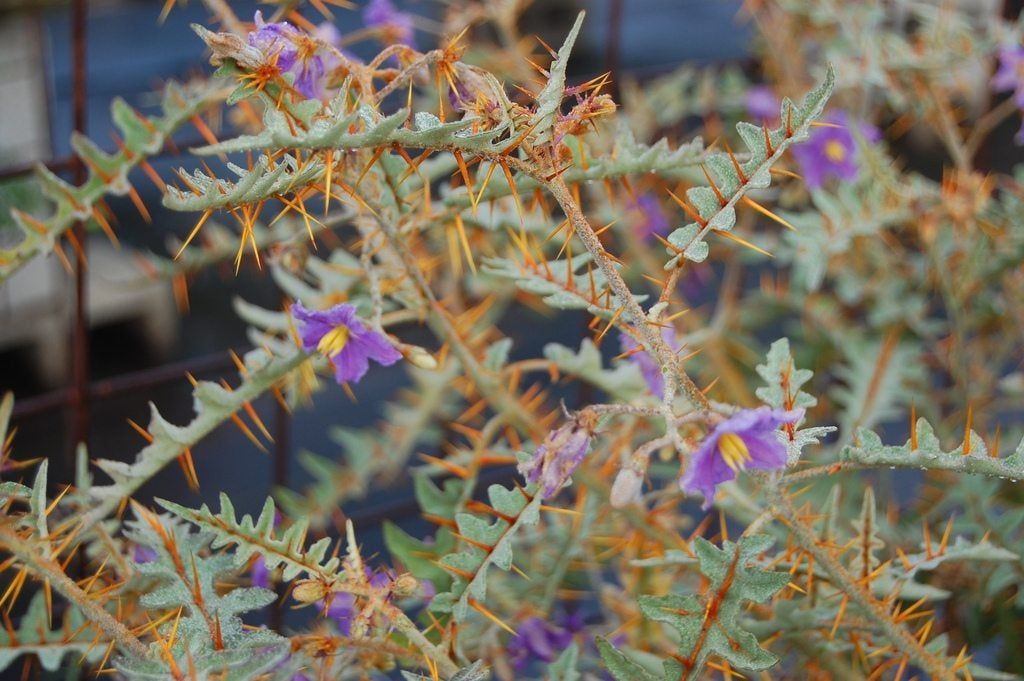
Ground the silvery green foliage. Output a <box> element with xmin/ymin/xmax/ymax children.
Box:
<box><xmin>429</xmin><ymin>481</ymin><xmax>543</xmax><ymax>620</ymax></box>
<box><xmin>118</xmin><ymin>511</ymin><xmax>286</xmax><ymax>678</ymax></box>
<box><xmin>664</xmin><ymin>67</ymin><xmax>835</xmax><ymax>266</ymax></box>
<box><xmin>544</xmin><ymin>339</ymin><xmax>647</xmax><ymax>402</ymax></box>
<box><xmin>483</xmin><ymin>253</ymin><xmax>646</xmax><ymax>319</ymax></box>
<box><xmin>82</xmin><ymin>348</ymin><xmax>306</xmax><ymax>529</ymax></box>
<box><xmin>5</xmin><ymin>1</ymin><xmax>1024</xmax><ymax>678</ymax></box>
<box><xmin>598</xmin><ymin>536</ymin><xmax>790</xmax><ymax>680</ymax></box>
<box><xmin>840</xmin><ymin>419</ymin><xmax>1024</xmax><ymax>480</ymax></box>
<box><xmin>0</xmin><ymin>80</ymin><xmax>222</xmax><ymax>283</ymax></box>
<box><xmin>0</xmin><ymin>592</ymin><xmax>104</xmax><ymax>672</ymax></box>
<box><xmin>403</xmin><ymin>661</ymin><xmax>490</xmax><ymax>681</ymax></box>
<box><xmin>384</xmin><ymin>472</ymin><xmax>462</xmax><ymax>590</ymax></box>
<box><xmin>755</xmin><ymin>338</ymin><xmax>835</xmax><ymax>460</ymax></box>
<box><xmin>158</xmin><ymin>494</ymin><xmax>347</xmax><ymax>584</ymax></box>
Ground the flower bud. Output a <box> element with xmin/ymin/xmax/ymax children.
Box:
<box><xmin>392</xmin><ymin>573</ymin><xmax>418</xmax><ymax>597</ymax></box>
<box><xmin>292</xmin><ymin>579</ymin><xmax>329</xmax><ymax>604</ymax></box>
<box><xmin>349</xmin><ymin>617</ymin><xmax>369</xmax><ymax>639</ymax></box>
<box><xmin>610</xmin><ymin>467</ymin><xmax>644</xmax><ymax>508</ymax></box>
<box><xmin>405</xmin><ymin>345</ymin><xmax>438</xmax><ymax>370</ymax></box>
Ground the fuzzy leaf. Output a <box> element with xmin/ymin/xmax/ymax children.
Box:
<box><xmin>663</xmin><ymin>66</ymin><xmax>835</xmax><ymax>266</ymax></box>
<box><xmin>0</xmin><ymin>80</ymin><xmax>223</xmax><ymax>282</ymax></box>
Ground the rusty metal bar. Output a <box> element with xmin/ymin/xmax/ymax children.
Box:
<box><xmin>11</xmin><ymin>348</ymin><xmax>244</xmax><ymax>421</ymax></box>
<box><xmin>68</xmin><ymin>0</ymin><xmax>90</xmax><ymax>456</ymax></box>
<box><xmin>604</xmin><ymin>0</ymin><xmax>625</xmax><ymax>100</ymax></box>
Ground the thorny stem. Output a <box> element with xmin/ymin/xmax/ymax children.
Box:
<box><xmin>769</xmin><ymin>489</ymin><xmax>957</xmax><ymax>681</ymax></box>
<box><xmin>370</xmin><ymin>210</ymin><xmax>539</xmax><ymax>435</ymax></box>
<box><xmin>0</xmin><ymin>524</ymin><xmax>149</xmax><ymax>659</ymax></box>
<box><xmin>543</xmin><ymin>175</ymin><xmax>710</xmax><ymax>415</ymax></box>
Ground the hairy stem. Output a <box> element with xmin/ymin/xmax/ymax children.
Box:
<box><xmin>0</xmin><ymin>524</ymin><xmax>149</xmax><ymax>659</ymax></box>
<box><xmin>543</xmin><ymin>175</ymin><xmax>710</xmax><ymax>414</ymax></box>
<box><xmin>770</xmin><ymin>489</ymin><xmax>956</xmax><ymax>680</ymax></box>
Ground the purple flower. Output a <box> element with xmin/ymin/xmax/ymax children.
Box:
<box><xmin>519</xmin><ymin>416</ymin><xmax>596</xmax><ymax>498</ymax></box>
<box><xmin>630</xmin><ymin>193</ymin><xmax>670</xmax><ymax>241</ymax></box>
<box><xmin>790</xmin><ymin>112</ymin><xmax>881</xmax><ymax>190</ymax></box>
<box><xmin>680</xmin><ymin>407</ymin><xmax>803</xmax><ymax>509</ymax></box>
<box><xmin>251</xmin><ymin>558</ymin><xmax>271</xmax><ymax>589</ymax></box>
<box><xmin>248</xmin><ymin>12</ymin><xmax>328</xmax><ymax>99</ymax></box>
<box><xmin>133</xmin><ymin>545</ymin><xmax>158</xmax><ymax>564</ymax></box>
<box><xmin>992</xmin><ymin>44</ymin><xmax>1024</xmax><ymax>142</ymax></box>
<box><xmin>507</xmin><ymin>615</ymin><xmax>581</xmax><ymax>670</ymax></box>
<box><xmin>619</xmin><ymin>325</ymin><xmax>681</xmax><ymax>397</ymax></box>
<box><xmin>292</xmin><ymin>302</ymin><xmax>402</xmax><ymax>384</ymax></box>
<box><xmin>319</xmin><ymin>593</ymin><xmax>356</xmax><ymax>635</ymax></box>
<box><xmin>363</xmin><ymin>0</ymin><xmax>416</xmax><ymax>47</ymax></box>
<box><xmin>745</xmin><ymin>85</ymin><xmax>779</xmax><ymax>123</ymax></box>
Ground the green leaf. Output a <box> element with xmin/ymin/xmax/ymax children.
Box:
<box><xmin>603</xmin><ymin>536</ymin><xmax>788</xmax><ymax>680</ymax></box>
<box><xmin>82</xmin><ymin>348</ymin><xmax>305</xmax><ymax>529</ymax></box>
<box><xmin>530</xmin><ymin>12</ymin><xmax>586</xmax><ymax>145</ymax></box>
<box><xmin>596</xmin><ymin>638</ymin><xmax>661</xmax><ymax>681</ymax></box>
<box><xmin>840</xmin><ymin>420</ymin><xmax>1024</xmax><ymax>480</ymax></box>
<box><xmin>663</xmin><ymin>66</ymin><xmax>835</xmax><ymax>266</ymax></box>
<box><xmin>0</xmin><ymin>592</ymin><xmax>105</xmax><ymax>673</ymax></box>
<box><xmin>543</xmin><ymin>340</ymin><xmax>646</xmax><ymax>401</ymax></box>
<box><xmin>430</xmin><ymin>482</ymin><xmax>543</xmax><ymax>620</ymax></box>
<box><xmin>0</xmin><ymin>80</ymin><xmax>223</xmax><ymax>282</ymax></box>
<box><xmin>158</xmin><ymin>494</ymin><xmax>348</xmax><ymax>585</ymax></box>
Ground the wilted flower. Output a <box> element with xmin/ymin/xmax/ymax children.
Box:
<box><xmin>363</xmin><ymin>0</ymin><xmax>416</xmax><ymax>47</ymax></box>
<box><xmin>519</xmin><ymin>414</ymin><xmax>597</xmax><ymax>498</ymax></box>
<box><xmin>992</xmin><ymin>44</ymin><xmax>1024</xmax><ymax>142</ymax></box>
<box><xmin>292</xmin><ymin>302</ymin><xmax>402</xmax><ymax>384</ymax></box>
<box><xmin>680</xmin><ymin>407</ymin><xmax>803</xmax><ymax>509</ymax></box>
<box><xmin>619</xmin><ymin>325</ymin><xmax>681</xmax><ymax>397</ymax></box>
<box><xmin>790</xmin><ymin>112</ymin><xmax>881</xmax><ymax>189</ymax></box>
<box><xmin>248</xmin><ymin>12</ymin><xmax>328</xmax><ymax>99</ymax></box>
<box><xmin>745</xmin><ymin>85</ymin><xmax>779</xmax><ymax>123</ymax></box>
<box><xmin>507</xmin><ymin>613</ymin><xmax>584</xmax><ymax>671</ymax></box>
<box><xmin>630</xmin><ymin>192</ymin><xmax>670</xmax><ymax>241</ymax></box>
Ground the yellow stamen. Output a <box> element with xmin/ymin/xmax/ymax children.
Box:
<box><xmin>824</xmin><ymin>140</ymin><xmax>847</xmax><ymax>163</ymax></box>
<box><xmin>317</xmin><ymin>325</ymin><xmax>350</xmax><ymax>356</ymax></box>
<box><xmin>718</xmin><ymin>432</ymin><xmax>752</xmax><ymax>471</ymax></box>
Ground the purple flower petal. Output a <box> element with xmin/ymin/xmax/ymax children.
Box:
<box><xmin>518</xmin><ymin>418</ymin><xmax>595</xmax><ymax>498</ymax></box>
<box><xmin>251</xmin><ymin>558</ymin><xmax>271</xmax><ymax>589</ymax></box>
<box><xmin>746</xmin><ymin>85</ymin><xmax>779</xmax><ymax>122</ymax></box>
<box><xmin>630</xmin><ymin>192</ymin><xmax>670</xmax><ymax>241</ymax></box>
<box><xmin>679</xmin><ymin>407</ymin><xmax>803</xmax><ymax>509</ymax></box>
<box><xmin>292</xmin><ymin>302</ymin><xmax>402</xmax><ymax>385</ymax></box>
<box><xmin>133</xmin><ymin>545</ymin><xmax>158</xmax><ymax>564</ymax></box>
<box><xmin>362</xmin><ymin>0</ymin><xmax>416</xmax><ymax>47</ymax></box>
<box><xmin>791</xmin><ymin>111</ymin><xmax>879</xmax><ymax>189</ymax></box>
<box><xmin>620</xmin><ymin>326</ymin><xmax>681</xmax><ymax>397</ymax></box>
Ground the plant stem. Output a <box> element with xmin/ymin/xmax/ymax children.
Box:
<box><xmin>543</xmin><ymin>176</ymin><xmax>710</xmax><ymax>413</ymax></box>
<box><xmin>770</xmin><ymin>489</ymin><xmax>956</xmax><ymax>681</ymax></box>
<box><xmin>0</xmin><ymin>524</ymin><xmax>149</xmax><ymax>659</ymax></box>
